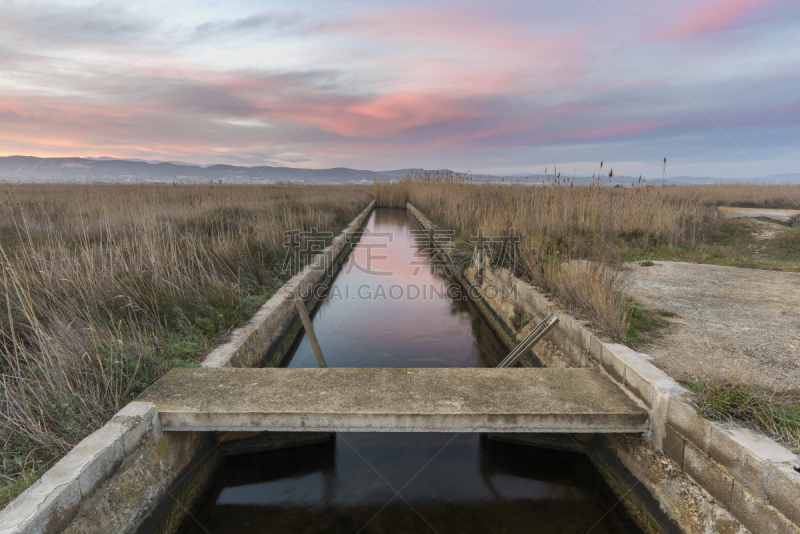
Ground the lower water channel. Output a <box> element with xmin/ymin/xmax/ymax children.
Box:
<box><xmin>180</xmin><ymin>209</ymin><xmax>643</xmax><ymax>533</ymax></box>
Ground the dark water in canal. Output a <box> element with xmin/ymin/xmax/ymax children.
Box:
<box><xmin>180</xmin><ymin>209</ymin><xmax>641</xmax><ymax>534</ymax></box>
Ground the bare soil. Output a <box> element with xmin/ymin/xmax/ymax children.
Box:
<box><xmin>626</xmin><ymin>261</ymin><xmax>800</xmax><ymax>396</ymax></box>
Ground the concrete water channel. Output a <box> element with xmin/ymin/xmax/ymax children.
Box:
<box><xmin>7</xmin><ymin>203</ymin><xmax>795</xmax><ymax>533</ymax></box>
<box><xmin>169</xmin><ymin>208</ymin><xmax>646</xmax><ymax>534</ymax></box>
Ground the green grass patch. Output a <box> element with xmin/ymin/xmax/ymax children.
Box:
<box><xmin>771</xmin><ymin>227</ymin><xmax>800</xmax><ymax>260</ymax></box>
<box><xmin>512</xmin><ymin>308</ymin><xmax>533</xmax><ymax>335</ymax></box>
<box><xmin>618</xmin><ymin>217</ymin><xmax>800</xmax><ymax>272</ymax></box>
<box><xmin>617</xmin><ymin>303</ymin><xmax>660</xmax><ymax>348</ymax></box>
<box><xmin>686</xmin><ymin>378</ymin><xmax>800</xmax><ymax>454</ymax></box>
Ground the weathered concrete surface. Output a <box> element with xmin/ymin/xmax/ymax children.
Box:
<box><xmin>62</xmin><ymin>430</ymin><xmax>207</xmax><ymax>534</ymax></box>
<box><xmin>626</xmin><ymin>261</ymin><xmax>800</xmax><ymax>395</ymax></box>
<box><xmin>0</xmin><ymin>402</ymin><xmax>161</xmax><ymax>534</ymax></box>
<box><xmin>138</xmin><ymin>367</ymin><xmax>649</xmax><ymax>433</ymax></box>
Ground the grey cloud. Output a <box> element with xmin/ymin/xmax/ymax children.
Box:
<box><xmin>190</xmin><ymin>12</ymin><xmax>304</xmax><ymax>40</ymax></box>
<box><xmin>0</xmin><ymin>3</ymin><xmax>152</xmax><ymax>45</ymax></box>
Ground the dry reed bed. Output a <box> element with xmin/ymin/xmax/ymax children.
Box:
<box><xmin>0</xmin><ymin>183</ymin><xmax>371</xmax><ymax>503</ymax></box>
<box><xmin>659</xmin><ymin>182</ymin><xmax>800</xmax><ymax>209</ymax></box>
<box><xmin>375</xmin><ymin>172</ymin><xmax>716</xmax><ymax>339</ymax></box>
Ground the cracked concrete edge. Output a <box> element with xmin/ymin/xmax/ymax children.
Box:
<box><xmin>601</xmin><ymin>338</ymin><xmax>800</xmax><ymax>530</ymax></box>
<box><xmin>0</xmin><ymin>402</ymin><xmax>159</xmax><ymax>534</ymax></box>
<box><xmin>201</xmin><ymin>200</ymin><xmax>375</xmax><ymax>368</ymax></box>
<box><xmin>407</xmin><ymin>203</ymin><xmax>800</xmax><ymax>531</ymax></box>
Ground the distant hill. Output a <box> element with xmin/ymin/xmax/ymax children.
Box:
<box><xmin>0</xmin><ymin>156</ymin><xmax>425</xmax><ymax>184</ymax></box>
<box><xmin>1</xmin><ymin>156</ymin><xmax>798</xmax><ymax>185</ymax></box>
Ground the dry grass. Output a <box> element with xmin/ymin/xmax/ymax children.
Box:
<box><xmin>659</xmin><ymin>183</ymin><xmax>800</xmax><ymax>209</ymax></box>
<box><xmin>376</xmin><ymin>171</ymin><xmax>715</xmax><ymax>339</ymax></box>
<box><xmin>378</xmin><ymin>174</ymin><xmax>800</xmax><ymax>338</ymax></box>
<box><xmin>0</xmin><ymin>183</ymin><xmax>371</xmax><ymax>505</ymax></box>
<box><xmin>556</xmin><ymin>261</ymin><xmax>631</xmax><ymax>338</ymax></box>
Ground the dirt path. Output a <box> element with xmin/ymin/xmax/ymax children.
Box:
<box><xmin>719</xmin><ymin>206</ymin><xmax>800</xmax><ymax>225</ymax></box>
<box><xmin>626</xmin><ymin>261</ymin><xmax>800</xmax><ymax>395</ymax></box>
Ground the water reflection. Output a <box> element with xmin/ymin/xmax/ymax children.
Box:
<box><xmin>185</xmin><ymin>434</ymin><xmax>638</xmax><ymax>534</ymax></box>
<box><xmin>280</xmin><ymin>208</ymin><xmax>507</xmax><ymax>369</ymax></box>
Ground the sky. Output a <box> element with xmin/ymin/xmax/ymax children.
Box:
<box><xmin>0</xmin><ymin>0</ymin><xmax>799</xmax><ymax>178</ymax></box>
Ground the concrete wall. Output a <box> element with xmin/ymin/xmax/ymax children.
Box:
<box><xmin>407</xmin><ymin>202</ymin><xmax>800</xmax><ymax>534</ymax></box>
<box><xmin>0</xmin><ymin>202</ymin><xmax>374</xmax><ymax>534</ymax></box>
<box><xmin>0</xmin><ymin>402</ymin><xmax>190</xmax><ymax>534</ymax></box>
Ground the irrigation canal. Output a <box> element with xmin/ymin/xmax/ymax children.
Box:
<box><xmin>178</xmin><ymin>208</ymin><xmax>643</xmax><ymax>533</ymax></box>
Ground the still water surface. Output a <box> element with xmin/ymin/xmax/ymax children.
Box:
<box><xmin>282</xmin><ymin>208</ymin><xmax>506</xmax><ymax>368</ymax></box>
<box><xmin>181</xmin><ymin>209</ymin><xmax>641</xmax><ymax>534</ymax></box>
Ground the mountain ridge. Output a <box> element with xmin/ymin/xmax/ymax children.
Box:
<box><xmin>1</xmin><ymin>156</ymin><xmax>798</xmax><ymax>185</ymax></box>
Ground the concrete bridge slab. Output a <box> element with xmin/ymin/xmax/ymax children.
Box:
<box><xmin>138</xmin><ymin>367</ymin><xmax>648</xmax><ymax>433</ymax></box>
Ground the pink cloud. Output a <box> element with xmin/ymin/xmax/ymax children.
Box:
<box><xmin>323</xmin><ymin>7</ymin><xmax>588</xmax><ymax>94</ymax></box>
<box><xmin>244</xmin><ymin>91</ymin><xmax>473</xmax><ymax>138</ymax></box>
<box><xmin>653</xmin><ymin>0</ymin><xmax>775</xmax><ymax>40</ymax></box>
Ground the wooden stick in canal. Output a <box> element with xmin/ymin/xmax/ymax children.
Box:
<box><xmin>294</xmin><ymin>299</ymin><xmax>327</xmax><ymax>368</ymax></box>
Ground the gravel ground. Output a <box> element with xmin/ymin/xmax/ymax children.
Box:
<box><xmin>626</xmin><ymin>261</ymin><xmax>800</xmax><ymax>395</ymax></box>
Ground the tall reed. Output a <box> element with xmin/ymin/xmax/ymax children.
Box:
<box><xmin>659</xmin><ymin>182</ymin><xmax>800</xmax><ymax>209</ymax></box>
<box><xmin>376</xmin><ymin>171</ymin><xmax>715</xmax><ymax>338</ymax></box>
<box><xmin>0</xmin><ymin>183</ymin><xmax>371</xmax><ymax>504</ymax></box>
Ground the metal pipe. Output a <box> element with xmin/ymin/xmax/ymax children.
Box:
<box><xmin>497</xmin><ymin>314</ymin><xmax>559</xmax><ymax>368</ymax></box>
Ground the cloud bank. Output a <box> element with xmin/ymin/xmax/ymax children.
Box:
<box><xmin>0</xmin><ymin>0</ymin><xmax>798</xmax><ymax>178</ymax></box>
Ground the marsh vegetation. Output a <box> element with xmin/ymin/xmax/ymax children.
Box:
<box><xmin>0</xmin><ymin>183</ymin><xmax>371</xmax><ymax>504</ymax></box>
<box><xmin>375</xmin><ymin>173</ymin><xmax>800</xmax><ymax>339</ymax></box>
<box><xmin>2</xmin><ymin>176</ymin><xmax>798</xmax><ymax>505</ymax></box>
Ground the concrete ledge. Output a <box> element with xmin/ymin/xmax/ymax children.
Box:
<box><xmin>683</xmin><ymin>440</ymin><xmax>735</xmax><ymax>507</ymax></box>
<box><xmin>0</xmin><ymin>402</ymin><xmax>158</xmax><ymax>534</ymax></box>
<box><xmin>667</xmin><ymin>396</ymin><xmax>712</xmax><ymax>451</ymax></box>
<box><xmin>139</xmin><ymin>367</ymin><xmax>649</xmax><ymax>433</ymax></box>
<box><xmin>765</xmin><ymin>462</ymin><xmax>800</xmax><ymax>526</ymax></box>
<box><xmin>0</xmin><ymin>473</ymin><xmax>81</xmax><ymax>534</ymax></box>
<box><xmin>111</xmin><ymin>401</ymin><xmax>161</xmax><ymax>455</ymax></box>
<box><xmin>202</xmin><ymin>200</ymin><xmax>374</xmax><ymax>368</ymax></box>
<box><xmin>663</xmin><ymin>424</ymin><xmax>686</xmax><ymax>467</ymax></box>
